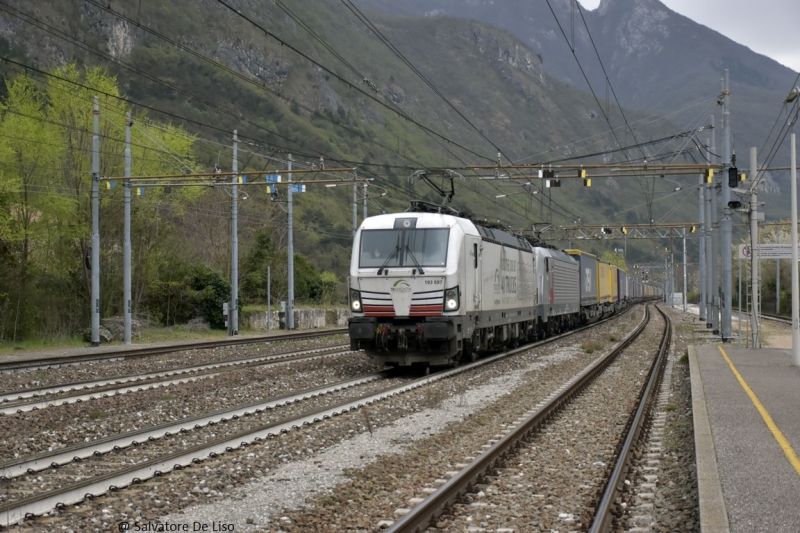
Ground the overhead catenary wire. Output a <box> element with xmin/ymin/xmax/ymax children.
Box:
<box><xmin>747</xmin><ymin>81</ymin><xmax>800</xmax><ymax>193</ymax></box>
<box><xmin>3</xmin><ymin>0</ymin><xmax>564</xmax><ymax>226</ymax></box>
<box><xmin>1</xmin><ymin>2</ymin><xmax>636</xmax><ymax>229</ymax></box>
<box><xmin>0</xmin><ymin>54</ymin><xmax>418</xmax><ymax>210</ymax></box>
<box><xmin>0</xmin><ymin>2</ymin><xmax>414</xmax><ymax>168</ymax></box>
<box><xmin>269</xmin><ymin>0</ymin><xmax>488</xmax><ymax>184</ymax></box>
<box><xmin>5</xmin><ymin>1</ymin><xmax>501</xmax><ymax>218</ymax></box>
<box><xmin>212</xmin><ymin>0</ymin><xmax>566</xmax><ymax>223</ymax></box>
<box><xmin>334</xmin><ymin>0</ymin><xmax>579</xmax><ymax>223</ymax></box>
<box><xmin>208</xmin><ymin>0</ymin><xmax>494</xmax><ymax>163</ymax></box>
<box><xmin>544</xmin><ymin>0</ymin><xmax>676</xmax><ymax>224</ymax></box>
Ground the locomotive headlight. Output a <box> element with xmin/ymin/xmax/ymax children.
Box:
<box><xmin>444</xmin><ymin>287</ymin><xmax>460</xmax><ymax>311</ymax></box>
<box><xmin>350</xmin><ymin>289</ymin><xmax>362</xmax><ymax>312</ymax></box>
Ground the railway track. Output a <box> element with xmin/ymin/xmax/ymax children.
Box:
<box><xmin>382</xmin><ymin>304</ymin><xmax>670</xmax><ymax>532</ymax></box>
<box><xmin>759</xmin><ymin>311</ymin><xmax>791</xmax><ymax>325</ymax></box>
<box><xmin>0</xmin><ymin>328</ymin><xmax>347</xmax><ymax>373</ymax></box>
<box><xmin>0</xmin><ymin>344</ymin><xmax>350</xmax><ymax>415</ymax></box>
<box><xmin>0</xmin><ymin>308</ymin><xmax>638</xmax><ymax>526</ymax></box>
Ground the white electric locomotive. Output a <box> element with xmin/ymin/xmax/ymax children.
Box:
<box><xmin>348</xmin><ymin>206</ymin><xmax>584</xmax><ymax>368</ymax></box>
<box><xmin>347</xmin><ymin>199</ymin><xmax>665</xmax><ymax>369</ymax></box>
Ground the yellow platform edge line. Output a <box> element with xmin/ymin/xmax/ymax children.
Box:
<box><xmin>717</xmin><ymin>345</ymin><xmax>800</xmax><ymax>475</ymax></box>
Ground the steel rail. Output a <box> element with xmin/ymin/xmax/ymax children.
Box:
<box><xmin>0</xmin><ymin>328</ymin><xmax>347</xmax><ymax>373</ymax></box>
<box><xmin>0</xmin><ymin>345</ymin><xmax>349</xmax><ymax>409</ymax></box>
<box><xmin>589</xmin><ymin>304</ymin><xmax>672</xmax><ymax>533</ymax></box>
<box><xmin>385</xmin><ymin>306</ymin><xmax>652</xmax><ymax>533</ymax></box>
<box><xmin>759</xmin><ymin>312</ymin><xmax>791</xmax><ymax>325</ymax></box>
<box><xmin>0</xmin><ymin>307</ymin><xmax>640</xmax><ymax>523</ymax></box>
<box><xmin>0</xmin><ymin>370</ymin><xmax>387</xmax><ymax>479</ymax></box>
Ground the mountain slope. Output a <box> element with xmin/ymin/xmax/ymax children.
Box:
<box><xmin>0</xmin><ymin>0</ymin><xmax>708</xmax><ymax>281</ymax></box>
<box><xmin>355</xmin><ymin>0</ymin><xmax>797</xmax><ymax>208</ymax></box>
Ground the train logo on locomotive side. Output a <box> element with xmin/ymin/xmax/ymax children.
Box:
<box><xmin>495</xmin><ymin>248</ymin><xmax>518</xmax><ymax>295</ymax></box>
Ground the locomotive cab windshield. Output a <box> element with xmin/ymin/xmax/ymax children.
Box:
<box><xmin>359</xmin><ymin>227</ymin><xmax>449</xmax><ymax>269</ymax></box>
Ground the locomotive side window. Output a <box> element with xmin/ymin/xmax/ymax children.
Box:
<box><xmin>473</xmin><ymin>243</ymin><xmax>478</xmax><ymax>269</ymax></box>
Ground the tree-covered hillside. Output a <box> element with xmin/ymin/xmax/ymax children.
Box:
<box><xmin>0</xmin><ymin>0</ymin><xmax>703</xmax><ymax>339</ymax></box>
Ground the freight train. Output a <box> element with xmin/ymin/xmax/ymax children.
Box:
<box><xmin>347</xmin><ymin>204</ymin><xmax>660</xmax><ymax>368</ymax></box>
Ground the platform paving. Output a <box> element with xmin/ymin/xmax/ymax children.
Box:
<box><xmin>690</xmin><ymin>343</ymin><xmax>800</xmax><ymax>533</ymax></box>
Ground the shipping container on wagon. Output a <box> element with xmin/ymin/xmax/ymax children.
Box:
<box><xmin>617</xmin><ymin>267</ymin><xmax>631</xmax><ymax>302</ymax></box>
<box><xmin>564</xmin><ymin>250</ymin><xmax>598</xmax><ymax>306</ymax></box>
<box><xmin>610</xmin><ymin>265</ymin><xmax>620</xmax><ymax>303</ymax></box>
<box><xmin>597</xmin><ymin>259</ymin><xmax>612</xmax><ymax>303</ymax></box>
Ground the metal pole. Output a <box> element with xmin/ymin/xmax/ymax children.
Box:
<box><xmin>749</xmin><ymin>147</ymin><xmax>759</xmax><ymax>348</ymax></box>
<box><xmin>790</xmin><ymin>131</ymin><xmax>800</xmax><ymax>365</ymax></box>
<box><xmin>287</xmin><ymin>155</ymin><xmax>295</xmax><ymax>330</ymax></box>
<box><xmin>705</xmin><ymin>136</ymin><xmax>714</xmax><ymax>329</ymax></box>
<box><xmin>91</xmin><ymin>96</ymin><xmax>100</xmax><ymax>346</ymax></box>
<box><xmin>683</xmin><ymin>228</ymin><xmax>687</xmax><ymax>311</ymax></box>
<box><xmin>123</xmin><ymin>112</ymin><xmax>132</xmax><ymax>345</ymax></box>
<box><xmin>705</xmin><ymin>123</ymin><xmax>717</xmax><ymax>331</ymax></box>
<box><xmin>710</xmin><ymin>123</ymin><xmax>720</xmax><ymax>335</ymax></box>
<box><xmin>363</xmin><ymin>183</ymin><xmax>368</xmax><ymax>220</ymax></box>
<box><xmin>353</xmin><ymin>182</ymin><xmax>358</xmax><ymax>237</ymax></box>
<box><xmin>721</xmin><ymin>71</ymin><xmax>733</xmax><ymax>341</ymax></box>
<box><xmin>699</xmin><ymin>174</ymin><xmax>706</xmax><ymax>321</ymax></box>
<box><xmin>665</xmin><ymin>255</ymin><xmax>669</xmax><ymax>305</ymax></box>
<box><xmin>738</xmin><ymin>256</ymin><xmax>742</xmax><ymax>346</ymax></box>
<box><xmin>671</xmin><ymin>252</ymin><xmax>675</xmax><ymax>307</ymax></box>
<box><xmin>776</xmin><ymin>231</ymin><xmax>780</xmax><ymax>315</ymax></box>
<box><xmin>230</xmin><ymin>130</ymin><xmax>239</xmax><ymax>336</ymax></box>
<box><xmin>267</xmin><ymin>265</ymin><xmax>271</xmax><ymax>333</ymax></box>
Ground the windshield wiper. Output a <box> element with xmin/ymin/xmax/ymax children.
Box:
<box><xmin>377</xmin><ymin>245</ymin><xmax>400</xmax><ymax>275</ymax></box>
<box><xmin>404</xmin><ymin>245</ymin><xmax>425</xmax><ymax>275</ymax></box>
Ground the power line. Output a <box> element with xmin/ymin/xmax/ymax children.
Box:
<box><xmin>209</xmin><ymin>0</ymin><xmax>494</xmax><ymax>163</ymax></box>
<box><xmin>269</xmin><ymin>0</ymin><xmax>481</xmax><ymax>175</ymax></box>
<box><xmin>332</xmin><ymin>0</ymin><xmax>565</xmax><ymax>222</ymax></box>
<box><xmin>338</xmin><ymin>0</ymin><xmax>504</xmax><ymax>157</ymax></box>
<box><xmin>0</xmin><ymin>2</ymin><xmax>343</xmax><ymax>162</ymax></box>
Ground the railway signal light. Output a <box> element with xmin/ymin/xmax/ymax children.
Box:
<box><xmin>705</xmin><ymin>168</ymin><xmax>714</xmax><ymax>183</ymax></box>
<box><xmin>690</xmin><ymin>225</ymin><xmax>697</xmax><ymax>233</ymax></box>
<box><xmin>728</xmin><ymin>167</ymin><xmax>739</xmax><ymax>188</ymax></box>
<box><xmin>621</xmin><ymin>227</ymin><xmax>627</xmax><ymax>234</ymax></box>
<box><xmin>539</xmin><ymin>169</ymin><xmax>556</xmax><ymax>179</ymax></box>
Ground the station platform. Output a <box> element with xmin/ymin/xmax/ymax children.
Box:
<box><xmin>690</xmin><ymin>342</ymin><xmax>800</xmax><ymax>532</ymax></box>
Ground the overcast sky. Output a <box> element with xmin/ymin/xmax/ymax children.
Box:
<box><xmin>581</xmin><ymin>0</ymin><xmax>800</xmax><ymax>72</ymax></box>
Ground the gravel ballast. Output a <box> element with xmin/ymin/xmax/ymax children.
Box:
<box><xmin>5</xmin><ymin>305</ymin><xmax>723</xmax><ymax>533</ymax></box>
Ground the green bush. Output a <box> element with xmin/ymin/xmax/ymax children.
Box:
<box><xmin>188</xmin><ymin>264</ymin><xmax>230</xmax><ymax>329</ymax></box>
<box><xmin>145</xmin><ymin>261</ymin><xmax>229</xmax><ymax>329</ymax></box>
